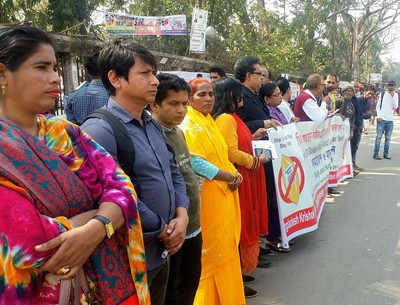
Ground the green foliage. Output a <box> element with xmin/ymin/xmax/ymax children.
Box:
<box><xmin>0</xmin><ymin>0</ymin><xmax>398</xmax><ymax>83</ymax></box>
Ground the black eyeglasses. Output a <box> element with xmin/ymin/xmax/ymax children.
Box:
<box><xmin>251</xmin><ymin>71</ymin><xmax>263</xmax><ymax>76</ymax></box>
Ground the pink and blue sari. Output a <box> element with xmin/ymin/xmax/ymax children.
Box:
<box><xmin>0</xmin><ymin>115</ymin><xmax>150</xmax><ymax>305</ymax></box>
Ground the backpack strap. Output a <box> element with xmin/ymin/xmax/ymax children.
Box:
<box><xmin>84</xmin><ymin>109</ymin><xmax>135</xmax><ymax>180</ymax></box>
<box><xmin>379</xmin><ymin>91</ymin><xmax>385</xmax><ymax>110</ymax></box>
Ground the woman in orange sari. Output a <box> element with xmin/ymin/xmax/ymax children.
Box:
<box><xmin>212</xmin><ymin>77</ymin><xmax>269</xmax><ymax>293</ymax></box>
<box><xmin>180</xmin><ymin>78</ymin><xmax>245</xmax><ymax>305</ymax></box>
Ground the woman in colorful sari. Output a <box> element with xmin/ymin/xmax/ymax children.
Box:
<box><xmin>180</xmin><ymin>78</ymin><xmax>245</xmax><ymax>305</ymax></box>
<box><xmin>211</xmin><ymin>78</ymin><xmax>269</xmax><ymax>286</ymax></box>
<box><xmin>0</xmin><ymin>26</ymin><xmax>149</xmax><ymax>305</ymax></box>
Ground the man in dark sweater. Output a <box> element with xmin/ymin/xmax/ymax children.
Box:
<box><xmin>150</xmin><ymin>73</ymin><xmax>202</xmax><ymax>305</ymax></box>
<box><xmin>351</xmin><ymin>85</ymin><xmax>376</xmax><ymax>172</ymax></box>
<box><xmin>335</xmin><ymin>85</ymin><xmax>356</xmax><ymax>175</ymax></box>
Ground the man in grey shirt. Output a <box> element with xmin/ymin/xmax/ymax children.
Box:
<box><xmin>82</xmin><ymin>39</ymin><xmax>189</xmax><ymax>305</ymax></box>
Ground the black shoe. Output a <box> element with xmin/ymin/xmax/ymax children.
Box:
<box><xmin>384</xmin><ymin>155</ymin><xmax>391</xmax><ymax>159</ymax></box>
<box><xmin>373</xmin><ymin>155</ymin><xmax>382</xmax><ymax>160</ymax></box>
<box><xmin>256</xmin><ymin>260</ymin><xmax>271</xmax><ymax>268</ymax></box>
<box><xmin>354</xmin><ymin>165</ymin><xmax>364</xmax><ymax>171</ymax></box>
<box><xmin>242</xmin><ymin>274</ymin><xmax>255</xmax><ymax>284</ymax></box>
<box><xmin>259</xmin><ymin>246</ymin><xmax>270</xmax><ymax>255</ymax></box>
<box><xmin>244</xmin><ymin>286</ymin><xmax>258</xmax><ymax>298</ymax></box>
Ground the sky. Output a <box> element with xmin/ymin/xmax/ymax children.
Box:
<box><xmin>380</xmin><ymin>21</ymin><xmax>400</xmax><ymax>62</ymax></box>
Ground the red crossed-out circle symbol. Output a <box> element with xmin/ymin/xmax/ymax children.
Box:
<box><xmin>277</xmin><ymin>156</ymin><xmax>305</xmax><ymax>204</ymax></box>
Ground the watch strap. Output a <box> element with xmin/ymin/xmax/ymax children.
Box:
<box><xmin>93</xmin><ymin>215</ymin><xmax>111</xmax><ymax>225</ymax></box>
<box><xmin>92</xmin><ymin>215</ymin><xmax>114</xmax><ymax>238</ymax></box>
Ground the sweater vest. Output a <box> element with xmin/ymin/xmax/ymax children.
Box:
<box><xmin>294</xmin><ymin>91</ymin><xmax>315</xmax><ymax>121</ymax></box>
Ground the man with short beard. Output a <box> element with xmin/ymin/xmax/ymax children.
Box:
<box><xmin>324</xmin><ymin>74</ymin><xmax>339</xmax><ymax>111</ymax></box>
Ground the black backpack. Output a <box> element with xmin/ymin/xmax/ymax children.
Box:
<box><xmin>83</xmin><ymin>109</ymin><xmax>174</xmax><ymax>196</ymax></box>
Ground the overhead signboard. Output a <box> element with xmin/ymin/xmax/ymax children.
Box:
<box><xmin>104</xmin><ymin>13</ymin><xmax>187</xmax><ymax>35</ymax></box>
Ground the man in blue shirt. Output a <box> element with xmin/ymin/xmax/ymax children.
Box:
<box><xmin>65</xmin><ymin>53</ymin><xmax>109</xmax><ymax>125</ymax></box>
<box><xmin>82</xmin><ymin>40</ymin><xmax>189</xmax><ymax>305</ymax></box>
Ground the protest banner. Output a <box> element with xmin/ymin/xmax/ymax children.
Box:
<box><xmin>189</xmin><ymin>8</ymin><xmax>208</xmax><ymax>53</ymax></box>
<box><xmin>267</xmin><ymin>116</ymin><xmax>352</xmax><ymax>248</ymax></box>
<box><xmin>104</xmin><ymin>13</ymin><xmax>187</xmax><ymax>35</ymax></box>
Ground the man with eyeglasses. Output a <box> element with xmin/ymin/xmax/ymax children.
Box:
<box><xmin>261</xmin><ymin>67</ymin><xmax>271</xmax><ymax>84</ymax></box>
<box><xmin>233</xmin><ymin>55</ymin><xmax>282</xmax><ymax>298</ymax></box>
<box><xmin>294</xmin><ymin>73</ymin><xmax>329</xmax><ymax>121</ymax></box>
<box><xmin>234</xmin><ymin>56</ymin><xmax>280</xmax><ymax>133</ymax></box>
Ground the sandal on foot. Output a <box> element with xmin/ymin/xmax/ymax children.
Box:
<box><xmin>266</xmin><ymin>240</ymin><xmax>291</xmax><ymax>253</ymax></box>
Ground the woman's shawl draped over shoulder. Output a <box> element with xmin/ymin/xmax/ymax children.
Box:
<box><xmin>180</xmin><ymin>107</ymin><xmax>237</xmax><ymax>175</ymax></box>
<box><xmin>180</xmin><ymin>107</ymin><xmax>241</xmax><ymax>279</ymax></box>
<box><xmin>0</xmin><ymin>116</ymin><xmax>150</xmax><ymax>305</ymax></box>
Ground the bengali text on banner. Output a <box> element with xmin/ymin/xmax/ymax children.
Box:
<box><xmin>267</xmin><ymin>116</ymin><xmax>352</xmax><ymax>247</ymax></box>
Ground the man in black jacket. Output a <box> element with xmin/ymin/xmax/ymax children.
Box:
<box><xmin>234</xmin><ymin>56</ymin><xmax>279</xmax><ymax>133</ymax></box>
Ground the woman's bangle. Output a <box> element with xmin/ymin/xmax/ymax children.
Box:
<box><xmin>228</xmin><ymin>174</ymin><xmax>236</xmax><ymax>184</ymax></box>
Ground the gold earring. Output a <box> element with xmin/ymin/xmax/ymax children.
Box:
<box><xmin>1</xmin><ymin>84</ymin><xmax>5</xmax><ymax>95</ymax></box>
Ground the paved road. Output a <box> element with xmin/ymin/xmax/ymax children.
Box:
<box><xmin>246</xmin><ymin>116</ymin><xmax>400</xmax><ymax>305</ymax></box>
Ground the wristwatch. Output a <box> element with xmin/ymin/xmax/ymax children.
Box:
<box><xmin>92</xmin><ymin>215</ymin><xmax>115</xmax><ymax>239</ymax></box>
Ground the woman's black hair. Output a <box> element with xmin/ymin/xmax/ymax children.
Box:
<box><xmin>211</xmin><ymin>77</ymin><xmax>243</xmax><ymax>119</ymax></box>
<box><xmin>259</xmin><ymin>82</ymin><xmax>278</xmax><ymax>102</ymax></box>
<box><xmin>0</xmin><ymin>26</ymin><xmax>53</xmax><ymax>72</ymax></box>
<box><xmin>276</xmin><ymin>77</ymin><xmax>290</xmax><ymax>95</ymax></box>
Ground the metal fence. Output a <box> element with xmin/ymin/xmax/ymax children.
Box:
<box><xmin>49</xmin><ymin>54</ymin><xmax>88</xmax><ymax>115</ymax></box>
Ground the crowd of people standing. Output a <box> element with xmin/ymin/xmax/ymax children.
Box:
<box><xmin>1</xmin><ymin>24</ymin><xmax>399</xmax><ymax>305</ymax></box>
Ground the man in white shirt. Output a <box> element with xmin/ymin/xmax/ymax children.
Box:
<box><xmin>293</xmin><ymin>74</ymin><xmax>329</xmax><ymax>121</ymax></box>
<box><xmin>373</xmin><ymin>80</ymin><xmax>399</xmax><ymax>160</ymax></box>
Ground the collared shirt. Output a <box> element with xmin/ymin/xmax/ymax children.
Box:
<box><xmin>65</xmin><ymin>80</ymin><xmax>109</xmax><ymax>125</ymax></box>
<box><xmin>81</xmin><ymin>98</ymin><xmax>189</xmax><ymax>270</ymax></box>
<box><xmin>278</xmin><ymin>99</ymin><xmax>294</xmax><ymax>123</ymax></box>
<box><xmin>302</xmin><ymin>89</ymin><xmax>328</xmax><ymax>121</ymax></box>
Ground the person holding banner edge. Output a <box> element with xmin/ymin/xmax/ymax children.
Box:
<box><xmin>233</xmin><ymin>56</ymin><xmax>289</xmax><ymax>253</ymax></box>
<box><xmin>212</xmin><ymin>77</ymin><xmax>269</xmax><ymax>298</ymax></box>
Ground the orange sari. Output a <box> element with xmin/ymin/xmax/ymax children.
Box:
<box><xmin>215</xmin><ymin>113</ymin><xmax>268</xmax><ymax>273</ymax></box>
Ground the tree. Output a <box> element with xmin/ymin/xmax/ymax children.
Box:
<box><xmin>1</xmin><ymin>0</ymin><xmax>399</xmax><ymax>80</ymax></box>
<box><xmin>339</xmin><ymin>0</ymin><xmax>400</xmax><ymax>81</ymax></box>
